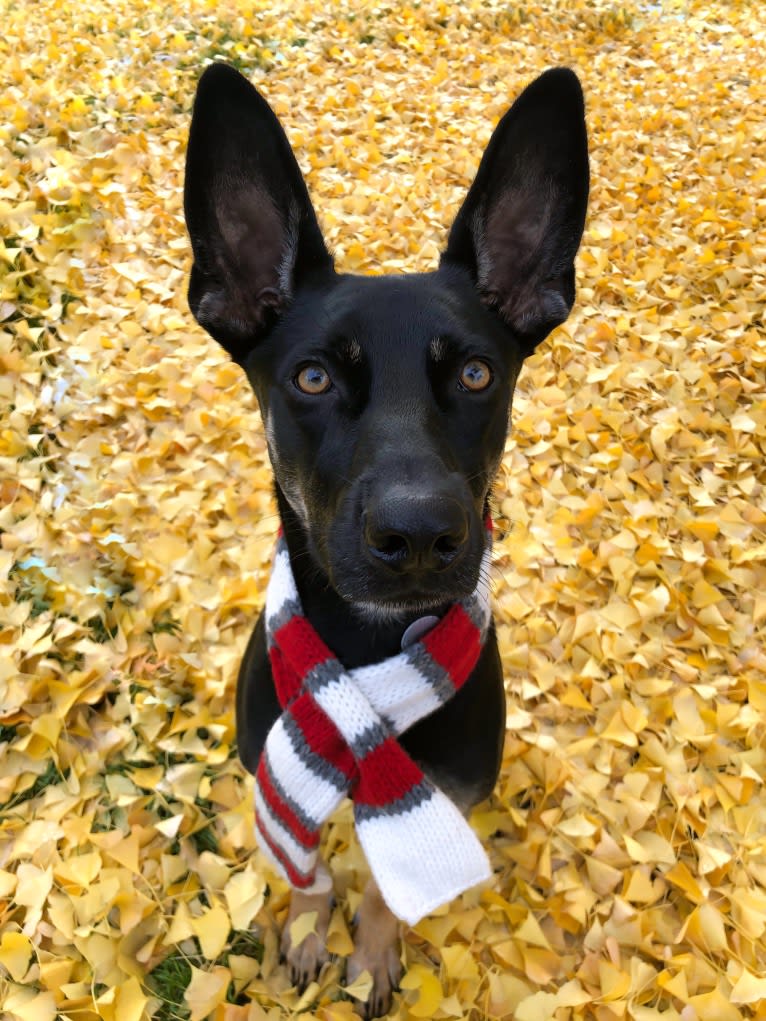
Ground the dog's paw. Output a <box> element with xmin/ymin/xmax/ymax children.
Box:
<box><xmin>346</xmin><ymin>943</ymin><xmax>403</xmax><ymax>1019</ymax></box>
<box><xmin>282</xmin><ymin>926</ymin><xmax>330</xmax><ymax>991</ymax></box>
<box><xmin>280</xmin><ymin>892</ymin><xmax>332</xmax><ymax>991</ymax></box>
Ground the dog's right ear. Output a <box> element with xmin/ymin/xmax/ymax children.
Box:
<box><xmin>184</xmin><ymin>64</ymin><xmax>333</xmax><ymax>364</ymax></box>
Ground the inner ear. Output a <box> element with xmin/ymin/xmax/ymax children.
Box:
<box><xmin>442</xmin><ymin>68</ymin><xmax>589</xmax><ymax>355</ymax></box>
<box><xmin>214</xmin><ymin>186</ymin><xmax>295</xmax><ymax>305</ymax></box>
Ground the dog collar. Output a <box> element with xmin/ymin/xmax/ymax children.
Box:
<box><xmin>400</xmin><ymin>615</ymin><xmax>441</xmax><ymax>649</ymax></box>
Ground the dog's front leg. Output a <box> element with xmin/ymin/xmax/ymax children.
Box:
<box><xmin>281</xmin><ymin>865</ymin><xmax>333</xmax><ymax>990</ymax></box>
<box><xmin>347</xmin><ymin>878</ymin><xmax>403</xmax><ymax>1019</ymax></box>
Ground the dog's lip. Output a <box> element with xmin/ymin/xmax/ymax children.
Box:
<box><xmin>342</xmin><ymin>582</ymin><xmax>469</xmax><ymax>620</ymax></box>
<box><xmin>361</xmin><ymin>595</ymin><xmax>453</xmax><ymax>614</ymax></box>
<box><xmin>348</xmin><ymin>596</ymin><xmax>454</xmax><ymax>625</ymax></box>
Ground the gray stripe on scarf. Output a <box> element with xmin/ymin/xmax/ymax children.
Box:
<box><xmin>354</xmin><ymin>778</ymin><xmax>434</xmax><ymax>822</ymax></box>
<box><xmin>462</xmin><ymin>590</ymin><xmax>490</xmax><ymax>631</ymax></box>
<box><xmin>262</xmin><ymin>751</ymin><xmax>321</xmax><ymax>836</ymax></box>
<box><xmin>266</xmin><ymin>598</ymin><xmax>304</xmax><ymax>646</ymax></box>
<box><xmin>254</xmin><ymin>814</ymin><xmax>313</xmax><ymax>885</ymax></box>
<box><xmin>349</xmin><ymin>720</ymin><xmax>389</xmax><ymax>758</ymax></box>
<box><xmin>304</xmin><ymin>657</ymin><xmax>344</xmax><ymax>694</ymax></box>
<box><xmin>304</xmin><ymin>663</ymin><xmax>393</xmax><ymax>756</ymax></box>
<box><xmin>404</xmin><ymin>642</ymin><xmax>456</xmax><ymax>703</ymax></box>
<box><xmin>281</xmin><ymin>712</ymin><xmax>350</xmax><ymax>793</ymax></box>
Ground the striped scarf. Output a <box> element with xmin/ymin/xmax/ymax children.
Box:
<box><xmin>254</xmin><ymin>527</ymin><xmax>494</xmax><ymax>925</ymax></box>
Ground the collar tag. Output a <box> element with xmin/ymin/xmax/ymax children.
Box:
<box><xmin>401</xmin><ymin>615</ymin><xmax>440</xmax><ymax>650</ymax></box>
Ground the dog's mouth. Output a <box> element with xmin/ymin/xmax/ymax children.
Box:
<box><xmin>329</xmin><ymin>552</ymin><xmax>485</xmax><ymax>624</ymax></box>
<box><xmin>346</xmin><ymin>593</ymin><xmax>456</xmax><ymax>626</ymax></box>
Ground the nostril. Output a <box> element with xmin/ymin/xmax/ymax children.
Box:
<box><xmin>434</xmin><ymin>533</ymin><xmax>459</xmax><ymax>557</ymax></box>
<box><xmin>373</xmin><ymin>533</ymin><xmax>409</xmax><ymax>560</ymax></box>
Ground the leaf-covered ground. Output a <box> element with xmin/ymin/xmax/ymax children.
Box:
<box><xmin>1</xmin><ymin>0</ymin><xmax>765</xmax><ymax>1018</ymax></box>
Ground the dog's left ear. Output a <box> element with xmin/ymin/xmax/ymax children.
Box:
<box><xmin>442</xmin><ymin>68</ymin><xmax>589</xmax><ymax>355</ymax></box>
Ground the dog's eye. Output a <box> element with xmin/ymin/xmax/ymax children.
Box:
<box><xmin>459</xmin><ymin>359</ymin><xmax>492</xmax><ymax>392</ymax></box>
<box><xmin>295</xmin><ymin>364</ymin><xmax>331</xmax><ymax>395</ymax></box>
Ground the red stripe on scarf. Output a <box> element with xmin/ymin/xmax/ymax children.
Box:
<box><xmin>256</xmin><ymin>755</ymin><xmax>321</xmax><ymax>851</ymax></box>
<box><xmin>288</xmin><ymin>691</ymin><xmax>358</xmax><ymax>782</ymax></box>
<box><xmin>275</xmin><ymin>614</ymin><xmax>334</xmax><ymax>682</ymax></box>
<box><xmin>255</xmin><ymin>814</ymin><xmax>315</xmax><ymax>889</ymax></box>
<box><xmin>354</xmin><ymin>736</ymin><xmax>424</xmax><ymax>807</ymax></box>
<box><xmin>422</xmin><ymin>602</ymin><xmax>481</xmax><ymax>690</ymax></box>
<box><xmin>270</xmin><ymin>646</ymin><xmax>302</xmax><ymax>704</ymax></box>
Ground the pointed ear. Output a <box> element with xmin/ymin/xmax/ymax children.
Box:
<box><xmin>441</xmin><ymin>68</ymin><xmax>589</xmax><ymax>355</ymax></box>
<box><xmin>184</xmin><ymin>63</ymin><xmax>333</xmax><ymax>363</ymax></box>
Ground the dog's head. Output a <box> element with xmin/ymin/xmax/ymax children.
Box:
<box><xmin>184</xmin><ymin>65</ymin><xmax>588</xmax><ymax>618</ymax></box>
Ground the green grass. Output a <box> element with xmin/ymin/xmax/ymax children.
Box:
<box><xmin>0</xmin><ymin>759</ymin><xmax>67</xmax><ymax>811</ymax></box>
<box><xmin>147</xmin><ymin>931</ymin><xmax>264</xmax><ymax>1020</ymax></box>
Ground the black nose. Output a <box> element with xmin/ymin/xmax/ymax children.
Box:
<box><xmin>365</xmin><ymin>495</ymin><xmax>469</xmax><ymax>573</ymax></box>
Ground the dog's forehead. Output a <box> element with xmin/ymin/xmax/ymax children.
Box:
<box><xmin>320</xmin><ymin>273</ymin><xmax>470</xmax><ymax>349</ymax></box>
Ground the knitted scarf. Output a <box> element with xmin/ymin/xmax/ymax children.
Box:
<box><xmin>254</xmin><ymin>526</ymin><xmax>494</xmax><ymax>925</ymax></box>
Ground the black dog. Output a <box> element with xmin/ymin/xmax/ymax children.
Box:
<box><xmin>184</xmin><ymin>63</ymin><xmax>588</xmax><ymax>1018</ymax></box>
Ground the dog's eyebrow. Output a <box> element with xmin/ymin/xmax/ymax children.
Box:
<box><xmin>335</xmin><ymin>336</ymin><xmax>363</xmax><ymax>364</ymax></box>
<box><xmin>429</xmin><ymin>336</ymin><xmax>448</xmax><ymax>361</ymax></box>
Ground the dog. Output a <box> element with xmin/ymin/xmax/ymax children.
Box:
<box><xmin>184</xmin><ymin>62</ymin><xmax>588</xmax><ymax>1018</ymax></box>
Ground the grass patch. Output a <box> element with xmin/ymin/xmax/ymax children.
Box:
<box><xmin>148</xmin><ymin>932</ymin><xmax>264</xmax><ymax>1020</ymax></box>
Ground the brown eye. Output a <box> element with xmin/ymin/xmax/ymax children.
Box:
<box><xmin>295</xmin><ymin>364</ymin><xmax>331</xmax><ymax>395</ymax></box>
<box><xmin>459</xmin><ymin>359</ymin><xmax>492</xmax><ymax>392</ymax></box>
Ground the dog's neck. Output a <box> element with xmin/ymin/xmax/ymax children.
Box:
<box><xmin>275</xmin><ymin>490</ymin><xmax>451</xmax><ymax>668</ymax></box>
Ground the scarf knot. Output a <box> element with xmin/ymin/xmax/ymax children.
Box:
<box><xmin>254</xmin><ymin>526</ymin><xmax>493</xmax><ymax>925</ymax></box>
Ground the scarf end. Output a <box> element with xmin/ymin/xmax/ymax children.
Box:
<box><xmin>355</xmin><ymin>790</ymin><xmax>494</xmax><ymax>926</ymax></box>
<box><xmin>385</xmin><ymin>862</ymin><xmax>493</xmax><ymax>927</ymax></box>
